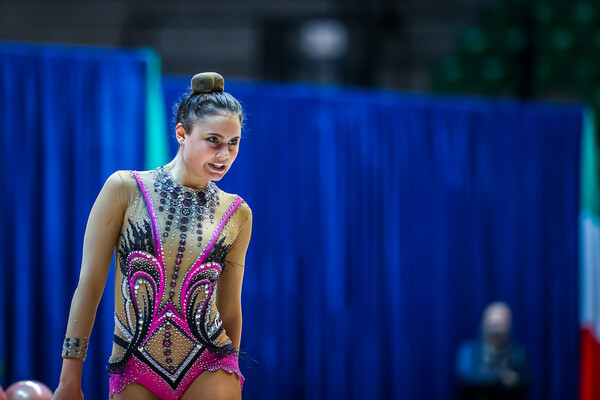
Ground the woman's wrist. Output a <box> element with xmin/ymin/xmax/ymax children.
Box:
<box><xmin>58</xmin><ymin>357</ymin><xmax>84</xmax><ymax>385</ymax></box>
<box><xmin>62</xmin><ymin>337</ymin><xmax>89</xmax><ymax>360</ymax></box>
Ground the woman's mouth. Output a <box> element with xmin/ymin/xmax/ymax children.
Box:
<box><xmin>208</xmin><ymin>163</ymin><xmax>226</xmax><ymax>172</ymax></box>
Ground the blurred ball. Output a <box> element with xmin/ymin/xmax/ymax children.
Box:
<box><xmin>5</xmin><ymin>381</ymin><xmax>52</xmax><ymax>400</ymax></box>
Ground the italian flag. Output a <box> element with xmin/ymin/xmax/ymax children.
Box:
<box><xmin>580</xmin><ymin>109</ymin><xmax>600</xmax><ymax>400</ymax></box>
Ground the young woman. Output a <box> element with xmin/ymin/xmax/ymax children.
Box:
<box><xmin>53</xmin><ymin>72</ymin><xmax>252</xmax><ymax>400</ymax></box>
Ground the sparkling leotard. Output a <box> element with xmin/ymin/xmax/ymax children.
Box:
<box><xmin>106</xmin><ymin>166</ymin><xmax>251</xmax><ymax>398</ymax></box>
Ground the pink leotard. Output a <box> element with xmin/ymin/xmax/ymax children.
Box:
<box><xmin>106</xmin><ymin>167</ymin><xmax>251</xmax><ymax>399</ymax></box>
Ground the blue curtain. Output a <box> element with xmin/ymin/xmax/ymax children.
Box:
<box><xmin>0</xmin><ymin>42</ymin><xmax>151</xmax><ymax>399</ymax></box>
<box><xmin>166</xmin><ymin>80</ymin><xmax>582</xmax><ymax>400</ymax></box>
<box><xmin>0</xmin><ymin>42</ymin><xmax>582</xmax><ymax>400</ymax></box>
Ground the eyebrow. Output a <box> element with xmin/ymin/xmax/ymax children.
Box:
<box><xmin>205</xmin><ymin>133</ymin><xmax>242</xmax><ymax>140</ymax></box>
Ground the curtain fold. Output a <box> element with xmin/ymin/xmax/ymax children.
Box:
<box><xmin>0</xmin><ymin>42</ymin><xmax>153</xmax><ymax>399</ymax></box>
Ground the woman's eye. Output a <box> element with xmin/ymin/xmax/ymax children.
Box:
<box><xmin>229</xmin><ymin>138</ymin><xmax>239</xmax><ymax>145</ymax></box>
<box><xmin>207</xmin><ymin>137</ymin><xmax>218</xmax><ymax>143</ymax></box>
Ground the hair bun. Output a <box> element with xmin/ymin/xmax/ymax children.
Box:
<box><xmin>191</xmin><ymin>72</ymin><xmax>224</xmax><ymax>94</ymax></box>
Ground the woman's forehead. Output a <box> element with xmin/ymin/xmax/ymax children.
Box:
<box><xmin>191</xmin><ymin>114</ymin><xmax>241</xmax><ymax>136</ymax></box>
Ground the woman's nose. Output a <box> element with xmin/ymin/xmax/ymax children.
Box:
<box><xmin>216</xmin><ymin>147</ymin><xmax>229</xmax><ymax>160</ymax></box>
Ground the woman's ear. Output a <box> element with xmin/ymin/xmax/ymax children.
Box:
<box><xmin>175</xmin><ymin>123</ymin><xmax>187</xmax><ymax>145</ymax></box>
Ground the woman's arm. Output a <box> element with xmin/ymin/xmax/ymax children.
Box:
<box><xmin>53</xmin><ymin>171</ymin><xmax>131</xmax><ymax>399</ymax></box>
<box><xmin>216</xmin><ymin>202</ymin><xmax>252</xmax><ymax>350</ymax></box>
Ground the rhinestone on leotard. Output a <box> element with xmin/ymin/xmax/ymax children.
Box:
<box><xmin>154</xmin><ymin>166</ymin><xmax>220</xmax><ymax>300</ymax></box>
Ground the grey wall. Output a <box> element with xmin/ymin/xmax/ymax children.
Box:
<box><xmin>0</xmin><ymin>0</ymin><xmax>490</xmax><ymax>91</ymax></box>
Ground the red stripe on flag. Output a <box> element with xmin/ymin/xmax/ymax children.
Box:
<box><xmin>580</xmin><ymin>328</ymin><xmax>600</xmax><ymax>400</ymax></box>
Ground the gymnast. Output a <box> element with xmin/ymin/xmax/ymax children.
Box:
<box><xmin>53</xmin><ymin>72</ymin><xmax>252</xmax><ymax>400</ymax></box>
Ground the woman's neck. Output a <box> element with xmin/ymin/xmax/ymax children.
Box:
<box><xmin>167</xmin><ymin>154</ymin><xmax>209</xmax><ymax>189</ymax></box>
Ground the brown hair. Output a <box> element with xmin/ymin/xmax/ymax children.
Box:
<box><xmin>175</xmin><ymin>72</ymin><xmax>244</xmax><ymax>132</ymax></box>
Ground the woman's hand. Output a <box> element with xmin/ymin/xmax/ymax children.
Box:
<box><xmin>52</xmin><ymin>382</ymin><xmax>84</xmax><ymax>400</ymax></box>
<box><xmin>53</xmin><ymin>358</ymin><xmax>84</xmax><ymax>400</ymax></box>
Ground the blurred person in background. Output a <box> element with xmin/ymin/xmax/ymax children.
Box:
<box><xmin>455</xmin><ymin>302</ymin><xmax>529</xmax><ymax>400</ymax></box>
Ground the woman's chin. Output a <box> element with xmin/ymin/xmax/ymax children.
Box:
<box><xmin>205</xmin><ymin>165</ymin><xmax>229</xmax><ymax>180</ymax></box>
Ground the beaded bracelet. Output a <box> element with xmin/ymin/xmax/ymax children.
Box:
<box><xmin>62</xmin><ymin>337</ymin><xmax>89</xmax><ymax>360</ymax></box>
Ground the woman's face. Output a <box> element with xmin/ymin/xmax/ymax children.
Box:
<box><xmin>179</xmin><ymin>113</ymin><xmax>241</xmax><ymax>183</ymax></box>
